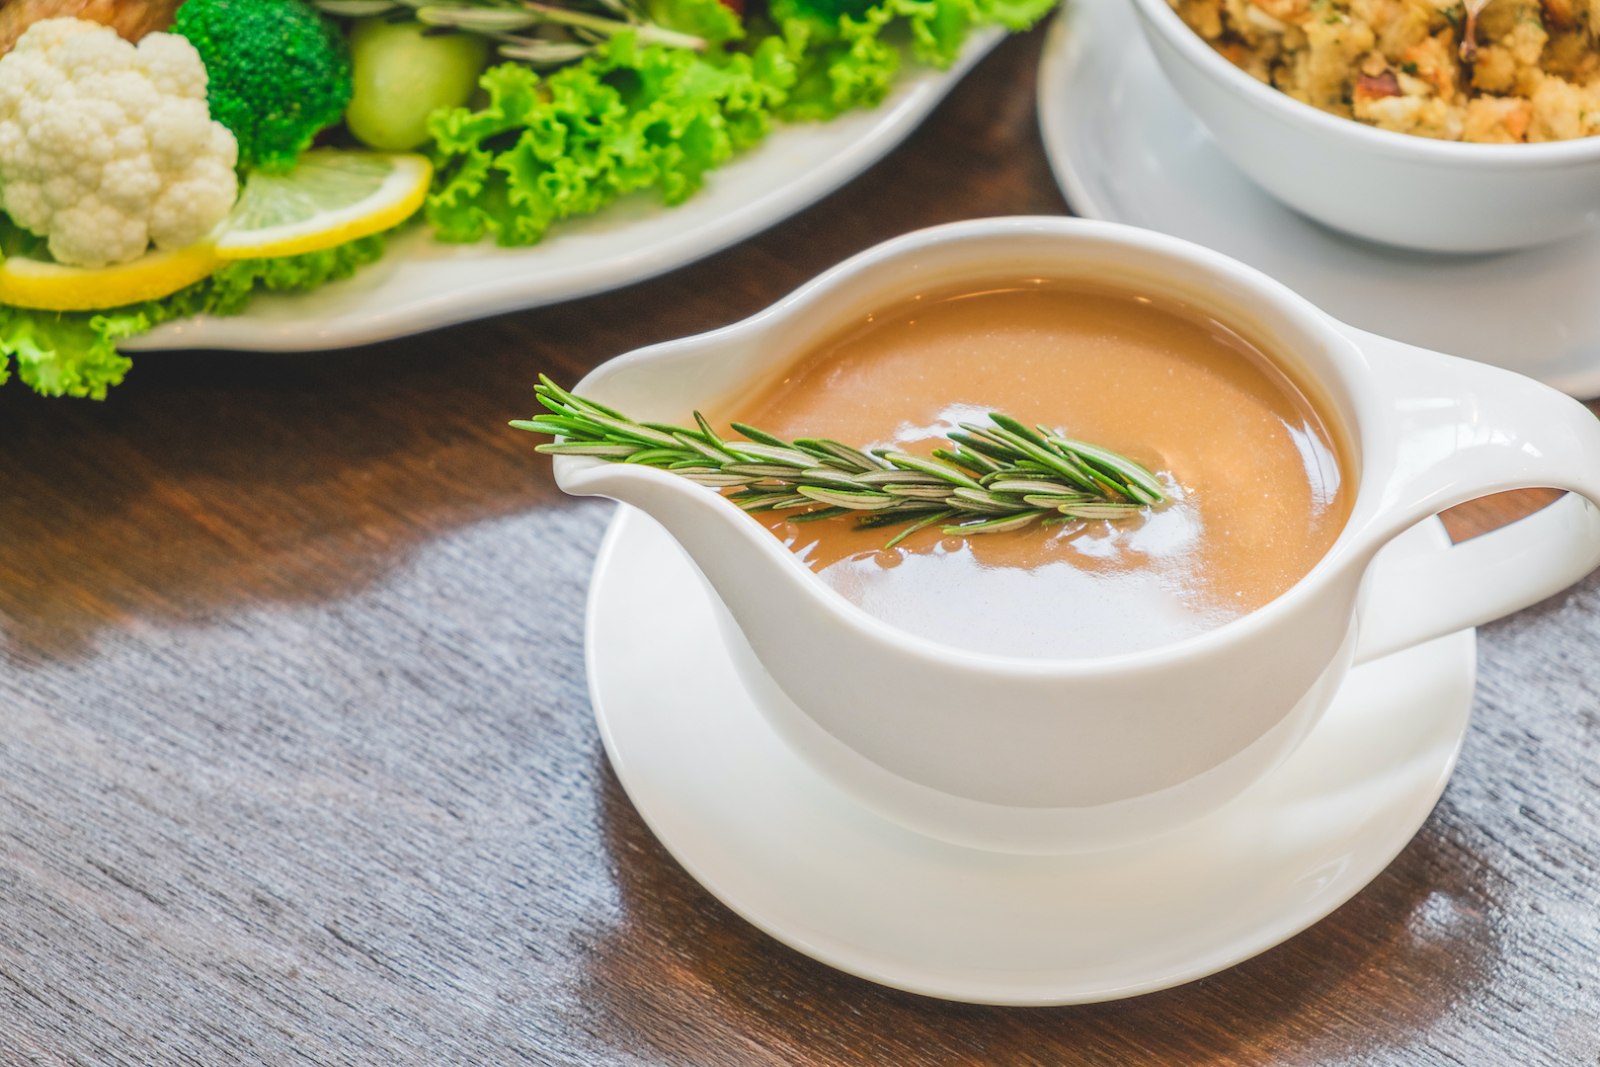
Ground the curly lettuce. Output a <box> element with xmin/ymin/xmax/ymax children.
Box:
<box><xmin>0</xmin><ymin>233</ymin><xmax>389</xmax><ymax>400</ymax></box>
<box><xmin>428</xmin><ymin>36</ymin><xmax>796</xmax><ymax>245</ymax></box>
<box><xmin>426</xmin><ymin>0</ymin><xmax>1054</xmax><ymax>246</ymax></box>
<box><xmin>771</xmin><ymin>0</ymin><xmax>1028</xmax><ymax>121</ymax></box>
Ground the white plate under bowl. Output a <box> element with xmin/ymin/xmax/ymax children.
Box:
<box><xmin>126</xmin><ymin>33</ymin><xmax>999</xmax><ymax>354</ymax></box>
<box><xmin>587</xmin><ymin>507</ymin><xmax>1474</xmax><ymax>1005</ymax></box>
<box><xmin>1037</xmin><ymin>0</ymin><xmax>1600</xmax><ymax>399</ymax></box>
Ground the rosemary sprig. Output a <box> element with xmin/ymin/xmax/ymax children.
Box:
<box><xmin>514</xmin><ymin>375</ymin><xmax>1166</xmax><ymax>544</ymax></box>
<box><xmin>313</xmin><ymin>0</ymin><xmax>706</xmax><ymax>67</ymax></box>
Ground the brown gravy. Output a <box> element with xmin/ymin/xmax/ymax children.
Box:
<box><xmin>721</xmin><ymin>280</ymin><xmax>1352</xmax><ymax>658</ymax></box>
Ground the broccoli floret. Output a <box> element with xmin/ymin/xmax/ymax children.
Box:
<box><xmin>174</xmin><ymin>0</ymin><xmax>353</xmax><ymax>174</ymax></box>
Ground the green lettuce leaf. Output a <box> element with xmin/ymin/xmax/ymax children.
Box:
<box><xmin>0</xmin><ymin>306</ymin><xmax>139</xmax><ymax>400</ymax></box>
<box><xmin>207</xmin><ymin>230</ymin><xmax>390</xmax><ymax>313</ymax></box>
<box><xmin>0</xmin><ymin>232</ymin><xmax>390</xmax><ymax>399</ymax></box>
<box><xmin>425</xmin><ymin>0</ymin><xmax>1053</xmax><ymax>246</ymax></box>
<box><xmin>427</xmin><ymin>36</ymin><xmax>796</xmax><ymax>246</ymax></box>
<box><xmin>772</xmin><ymin>0</ymin><xmax>1055</xmax><ymax>120</ymax></box>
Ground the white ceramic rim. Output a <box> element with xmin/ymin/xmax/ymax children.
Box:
<box><xmin>1127</xmin><ymin>0</ymin><xmax>1600</xmax><ymax>168</ymax></box>
<box><xmin>563</xmin><ymin>216</ymin><xmax>1386</xmax><ymax>679</ymax></box>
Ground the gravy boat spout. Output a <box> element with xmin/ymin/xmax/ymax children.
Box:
<box><xmin>550</xmin><ymin>218</ymin><xmax>1600</xmax><ymax>854</ymax></box>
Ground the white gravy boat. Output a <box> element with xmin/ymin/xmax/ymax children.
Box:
<box><xmin>555</xmin><ymin>218</ymin><xmax>1600</xmax><ymax>853</ymax></box>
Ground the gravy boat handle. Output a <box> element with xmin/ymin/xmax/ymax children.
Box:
<box><xmin>1345</xmin><ymin>327</ymin><xmax>1600</xmax><ymax>664</ymax></box>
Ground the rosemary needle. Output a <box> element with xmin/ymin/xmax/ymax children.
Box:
<box><xmin>312</xmin><ymin>0</ymin><xmax>706</xmax><ymax>65</ymax></box>
<box><xmin>513</xmin><ymin>374</ymin><xmax>1166</xmax><ymax>543</ymax></box>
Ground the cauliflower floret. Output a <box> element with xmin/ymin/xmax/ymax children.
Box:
<box><xmin>0</xmin><ymin>17</ymin><xmax>237</xmax><ymax>268</ymax></box>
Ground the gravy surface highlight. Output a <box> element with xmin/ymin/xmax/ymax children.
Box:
<box><xmin>723</xmin><ymin>281</ymin><xmax>1352</xmax><ymax>658</ymax></box>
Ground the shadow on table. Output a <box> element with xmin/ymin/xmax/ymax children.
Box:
<box><xmin>579</xmin><ymin>764</ymin><xmax>1498</xmax><ymax>1066</ymax></box>
<box><xmin>0</xmin><ymin>312</ymin><xmax>584</xmax><ymax>662</ymax></box>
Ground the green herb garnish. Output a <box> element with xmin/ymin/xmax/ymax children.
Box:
<box><xmin>313</xmin><ymin>0</ymin><xmax>711</xmax><ymax>64</ymax></box>
<box><xmin>514</xmin><ymin>375</ymin><xmax>1167</xmax><ymax>545</ymax></box>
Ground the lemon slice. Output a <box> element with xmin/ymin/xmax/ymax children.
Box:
<box><xmin>215</xmin><ymin>149</ymin><xmax>432</xmax><ymax>260</ymax></box>
<box><xmin>0</xmin><ymin>242</ymin><xmax>222</xmax><ymax>311</ymax></box>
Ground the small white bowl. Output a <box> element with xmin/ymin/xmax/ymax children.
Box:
<box><xmin>1127</xmin><ymin>0</ymin><xmax>1600</xmax><ymax>252</ymax></box>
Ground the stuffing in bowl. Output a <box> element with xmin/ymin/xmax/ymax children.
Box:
<box><xmin>1171</xmin><ymin>0</ymin><xmax>1600</xmax><ymax>144</ymax></box>
<box><xmin>1130</xmin><ymin>0</ymin><xmax>1600</xmax><ymax>251</ymax></box>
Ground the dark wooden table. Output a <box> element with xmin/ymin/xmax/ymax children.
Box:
<box><xmin>4</xmin><ymin>25</ymin><xmax>1599</xmax><ymax>1066</ymax></box>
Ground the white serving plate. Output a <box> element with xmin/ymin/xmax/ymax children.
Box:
<box><xmin>127</xmin><ymin>31</ymin><xmax>1000</xmax><ymax>354</ymax></box>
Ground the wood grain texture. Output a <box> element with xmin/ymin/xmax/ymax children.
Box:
<box><xmin>2</xmin><ymin>25</ymin><xmax>1599</xmax><ymax>1066</ymax></box>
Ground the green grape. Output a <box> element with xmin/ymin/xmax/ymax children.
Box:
<box><xmin>345</xmin><ymin>20</ymin><xmax>490</xmax><ymax>151</ymax></box>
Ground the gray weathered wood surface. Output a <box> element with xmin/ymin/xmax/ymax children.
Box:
<box><xmin>2</xmin><ymin>26</ymin><xmax>1599</xmax><ymax>1066</ymax></box>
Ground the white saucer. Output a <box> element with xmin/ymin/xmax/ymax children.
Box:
<box><xmin>1037</xmin><ymin>0</ymin><xmax>1600</xmax><ymax>399</ymax></box>
<box><xmin>586</xmin><ymin>507</ymin><xmax>1475</xmax><ymax>1005</ymax></box>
